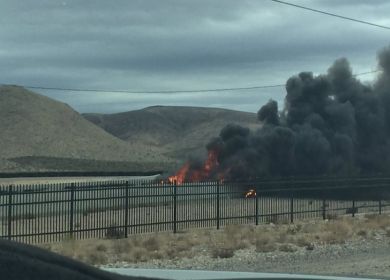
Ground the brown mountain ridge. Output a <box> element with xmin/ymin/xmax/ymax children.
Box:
<box><xmin>83</xmin><ymin>106</ymin><xmax>261</xmax><ymax>162</ymax></box>
<box><xmin>0</xmin><ymin>86</ymin><xmax>171</xmax><ymax>172</ymax></box>
<box><xmin>1</xmin><ymin>85</ymin><xmax>260</xmax><ymax>173</ymax></box>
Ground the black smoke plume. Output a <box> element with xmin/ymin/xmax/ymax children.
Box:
<box><xmin>207</xmin><ymin>46</ymin><xmax>390</xmax><ymax>180</ymax></box>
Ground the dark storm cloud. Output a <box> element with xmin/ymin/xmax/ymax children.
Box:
<box><xmin>0</xmin><ymin>0</ymin><xmax>389</xmax><ymax>113</ymax></box>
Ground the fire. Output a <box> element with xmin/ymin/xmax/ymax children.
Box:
<box><xmin>168</xmin><ymin>162</ymin><xmax>190</xmax><ymax>185</ymax></box>
<box><xmin>168</xmin><ymin>150</ymin><xmax>220</xmax><ymax>184</ymax></box>
<box><xmin>245</xmin><ymin>189</ymin><xmax>256</xmax><ymax>198</ymax></box>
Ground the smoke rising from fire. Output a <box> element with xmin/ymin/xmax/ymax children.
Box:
<box><xmin>203</xmin><ymin>46</ymin><xmax>390</xmax><ymax>180</ymax></box>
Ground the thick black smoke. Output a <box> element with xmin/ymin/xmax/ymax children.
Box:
<box><xmin>208</xmin><ymin>46</ymin><xmax>390</xmax><ymax>180</ymax></box>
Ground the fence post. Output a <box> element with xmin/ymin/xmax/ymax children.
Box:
<box><xmin>322</xmin><ymin>199</ymin><xmax>326</xmax><ymax>220</ymax></box>
<box><xmin>379</xmin><ymin>200</ymin><xmax>382</xmax><ymax>215</ymax></box>
<box><xmin>173</xmin><ymin>181</ymin><xmax>177</xmax><ymax>234</ymax></box>
<box><xmin>216</xmin><ymin>181</ymin><xmax>220</xmax><ymax>230</ymax></box>
<box><xmin>255</xmin><ymin>189</ymin><xmax>259</xmax><ymax>226</ymax></box>
<box><xmin>352</xmin><ymin>200</ymin><xmax>355</xmax><ymax>217</ymax></box>
<box><xmin>7</xmin><ymin>185</ymin><xmax>12</xmax><ymax>240</ymax></box>
<box><xmin>124</xmin><ymin>181</ymin><xmax>129</xmax><ymax>238</ymax></box>
<box><xmin>290</xmin><ymin>195</ymin><xmax>294</xmax><ymax>223</ymax></box>
<box><xmin>69</xmin><ymin>183</ymin><xmax>75</xmax><ymax>237</ymax></box>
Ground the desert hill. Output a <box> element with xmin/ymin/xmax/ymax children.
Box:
<box><xmin>0</xmin><ymin>86</ymin><xmax>172</xmax><ymax>172</ymax></box>
<box><xmin>84</xmin><ymin>106</ymin><xmax>261</xmax><ymax>161</ymax></box>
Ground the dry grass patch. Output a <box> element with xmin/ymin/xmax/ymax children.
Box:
<box><xmin>40</xmin><ymin>213</ymin><xmax>390</xmax><ymax>265</ymax></box>
<box><xmin>255</xmin><ymin>234</ymin><xmax>277</xmax><ymax>253</ymax></box>
<box><xmin>357</xmin><ymin>229</ymin><xmax>368</xmax><ymax>237</ymax></box>
<box><xmin>209</xmin><ymin>225</ymin><xmax>255</xmax><ymax>258</ymax></box>
<box><xmin>363</xmin><ymin>213</ymin><xmax>390</xmax><ymax>229</ymax></box>
<box><xmin>292</xmin><ymin>235</ymin><xmax>312</xmax><ymax>247</ymax></box>
<box><xmin>278</xmin><ymin>243</ymin><xmax>298</xmax><ymax>252</ymax></box>
<box><xmin>210</xmin><ymin>246</ymin><xmax>235</xmax><ymax>259</ymax></box>
<box><xmin>318</xmin><ymin>219</ymin><xmax>353</xmax><ymax>244</ymax></box>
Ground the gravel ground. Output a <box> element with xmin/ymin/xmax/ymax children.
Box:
<box><xmin>102</xmin><ymin>237</ymin><xmax>390</xmax><ymax>278</ymax></box>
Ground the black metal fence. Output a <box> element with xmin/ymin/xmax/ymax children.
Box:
<box><xmin>1</xmin><ymin>176</ymin><xmax>390</xmax><ymax>244</ymax></box>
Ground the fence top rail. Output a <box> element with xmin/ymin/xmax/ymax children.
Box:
<box><xmin>1</xmin><ymin>175</ymin><xmax>390</xmax><ymax>195</ymax></box>
<box><xmin>0</xmin><ymin>171</ymin><xmax>162</xmax><ymax>178</ymax></box>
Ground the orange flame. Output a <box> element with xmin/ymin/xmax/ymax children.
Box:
<box><xmin>168</xmin><ymin>162</ymin><xmax>190</xmax><ymax>185</ymax></box>
<box><xmin>245</xmin><ymin>189</ymin><xmax>256</xmax><ymax>198</ymax></box>
<box><xmin>168</xmin><ymin>150</ymin><xmax>220</xmax><ymax>185</ymax></box>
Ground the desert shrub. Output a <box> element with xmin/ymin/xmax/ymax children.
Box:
<box><xmin>294</xmin><ymin>236</ymin><xmax>311</xmax><ymax>247</ymax></box>
<box><xmin>129</xmin><ymin>247</ymin><xmax>149</xmax><ymax>262</ymax></box>
<box><xmin>301</xmin><ymin>222</ymin><xmax>320</xmax><ymax>234</ymax></box>
<box><xmin>357</xmin><ymin>229</ymin><xmax>367</xmax><ymax>237</ymax></box>
<box><xmin>286</xmin><ymin>224</ymin><xmax>302</xmax><ymax>235</ymax></box>
<box><xmin>112</xmin><ymin>239</ymin><xmax>131</xmax><ymax>254</ymax></box>
<box><xmin>305</xmin><ymin>243</ymin><xmax>315</xmax><ymax>251</ymax></box>
<box><xmin>210</xmin><ymin>247</ymin><xmax>235</xmax><ymax>258</ymax></box>
<box><xmin>218</xmin><ymin>224</ymin><xmax>250</xmax><ymax>250</ymax></box>
<box><xmin>278</xmin><ymin>243</ymin><xmax>297</xmax><ymax>252</ymax></box>
<box><xmin>255</xmin><ymin>235</ymin><xmax>277</xmax><ymax>253</ymax></box>
<box><xmin>320</xmin><ymin>220</ymin><xmax>352</xmax><ymax>244</ymax></box>
<box><xmin>165</xmin><ymin>246</ymin><xmax>179</xmax><ymax>259</ymax></box>
<box><xmin>143</xmin><ymin>236</ymin><xmax>160</xmax><ymax>251</ymax></box>
<box><xmin>364</xmin><ymin>213</ymin><xmax>377</xmax><ymax>219</ymax></box>
<box><xmin>95</xmin><ymin>243</ymin><xmax>107</xmax><ymax>252</ymax></box>
<box><xmin>82</xmin><ymin>250</ymin><xmax>108</xmax><ymax>265</ymax></box>
<box><xmin>224</xmin><ymin>224</ymin><xmax>241</xmax><ymax>237</ymax></box>
<box><xmin>276</xmin><ymin>231</ymin><xmax>288</xmax><ymax>243</ymax></box>
<box><xmin>364</xmin><ymin>214</ymin><xmax>390</xmax><ymax>229</ymax></box>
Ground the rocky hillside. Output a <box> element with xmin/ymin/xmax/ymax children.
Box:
<box><xmin>0</xmin><ymin>86</ymin><xmax>172</xmax><ymax>172</ymax></box>
<box><xmin>84</xmin><ymin>106</ymin><xmax>261</xmax><ymax>161</ymax></box>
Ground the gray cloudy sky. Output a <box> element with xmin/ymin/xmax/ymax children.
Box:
<box><xmin>1</xmin><ymin>0</ymin><xmax>389</xmax><ymax>113</ymax></box>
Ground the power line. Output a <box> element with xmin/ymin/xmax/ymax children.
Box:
<box><xmin>270</xmin><ymin>0</ymin><xmax>390</xmax><ymax>30</ymax></box>
<box><xmin>0</xmin><ymin>69</ymin><xmax>380</xmax><ymax>94</ymax></box>
<box><xmin>354</xmin><ymin>69</ymin><xmax>381</xmax><ymax>76</ymax></box>
<box><xmin>8</xmin><ymin>83</ymin><xmax>286</xmax><ymax>94</ymax></box>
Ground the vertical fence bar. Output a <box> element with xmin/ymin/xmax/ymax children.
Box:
<box><xmin>69</xmin><ymin>183</ymin><xmax>75</xmax><ymax>237</ymax></box>
<box><xmin>7</xmin><ymin>185</ymin><xmax>12</xmax><ymax>240</ymax></box>
<box><xmin>290</xmin><ymin>195</ymin><xmax>294</xmax><ymax>223</ymax></box>
<box><xmin>322</xmin><ymin>199</ymin><xmax>326</xmax><ymax>220</ymax></box>
<box><xmin>124</xmin><ymin>181</ymin><xmax>129</xmax><ymax>238</ymax></box>
<box><xmin>255</xmin><ymin>189</ymin><xmax>259</xmax><ymax>226</ymax></box>
<box><xmin>379</xmin><ymin>200</ymin><xmax>382</xmax><ymax>215</ymax></box>
<box><xmin>352</xmin><ymin>200</ymin><xmax>355</xmax><ymax>217</ymax></box>
<box><xmin>216</xmin><ymin>181</ymin><xmax>220</xmax><ymax>230</ymax></box>
<box><xmin>173</xmin><ymin>181</ymin><xmax>177</xmax><ymax>234</ymax></box>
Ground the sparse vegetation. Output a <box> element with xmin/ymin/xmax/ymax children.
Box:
<box><xmin>386</xmin><ymin>228</ymin><xmax>390</xmax><ymax>237</ymax></box>
<box><xmin>357</xmin><ymin>229</ymin><xmax>368</xmax><ymax>237</ymax></box>
<box><xmin>325</xmin><ymin>213</ymin><xmax>338</xmax><ymax>220</ymax></box>
<box><xmin>40</xmin><ymin>213</ymin><xmax>390</xmax><ymax>265</ymax></box>
<box><xmin>0</xmin><ymin>86</ymin><xmax>176</xmax><ymax>173</ymax></box>
<box><xmin>255</xmin><ymin>234</ymin><xmax>276</xmax><ymax>252</ymax></box>
<box><xmin>210</xmin><ymin>247</ymin><xmax>235</xmax><ymax>258</ymax></box>
<box><xmin>278</xmin><ymin>243</ymin><xmax>297</xmax><ymax>252</ymax></box>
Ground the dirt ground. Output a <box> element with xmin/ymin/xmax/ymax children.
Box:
<box><xmin>42</xmin><ymin>213</ymin><xmax>390</xmax><ymax>278</ymax></box>
<box><xmin>120</xmin><ymin>239</ymin><xmax>390</xmax><ymax>278</ymax></box>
